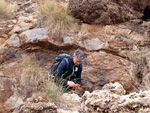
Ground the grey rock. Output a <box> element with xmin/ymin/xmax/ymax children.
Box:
<box><xmin>63</xmin><ymin>36</ymin><xmax>74</xmax><ymax>45</ymax></box>
<box><xmin>5</xmin><ymin>34</ymin><xmax>20</xmax><ymax>47</ymax></box>
<box><xmin>83</xmin><ymin>38</ymin><xmax>103</xmax><ymax>51</ymax></box>
<box><xmin>5</xmin><ymin>95</ymin><xmax>23</xmax><ymax>109</ymax></box>
<box><xmin>21</xmin><ymin>28</ymin><xmax>48</xmax><ymax>44</ymax></box>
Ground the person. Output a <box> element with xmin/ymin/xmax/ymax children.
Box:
<box><xmin>49</xmin><ymin>49</ymin><xmax>85</xmax><ymax>92</ymax></box>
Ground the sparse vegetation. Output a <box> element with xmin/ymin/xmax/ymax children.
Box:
<box><xmin>38</xmin><ymin>0</ymin><xmax>76</xmax><ymax>38</ymax></box>
<box><xmin>44</xmin><ymin>77</ymin><xmax>65</xmax><ymax>102</ymax></box>
<box><xmin>20</xmin><ymin>55</ymin><xmax>65</xmax><ymax>102</ymax></box>
<box><xmin>0</xmin><ymin>0</ymin><xmax>14</xmax><ymax>20</ymax></box>
<box><xmin>20</xmin><ymin>55</ymin><xmax>45</xmax><ymax>95</ymax></box>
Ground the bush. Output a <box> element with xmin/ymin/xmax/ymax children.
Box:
<box><xmin>38</xmin><ymin>0</ymin><xmax>76</xmax><ymax>38</ymax></box>
<box><xmin>0</xmin><ymin>0</ymin><xmax>14</xmax><ymax>19</ymax></box>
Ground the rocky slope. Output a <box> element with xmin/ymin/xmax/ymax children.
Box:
<box><xmin>0</xmin><ymin>0</ymin><xmax>150</xmax><ymax>112</ymax></box>
<box><xmin>9</xmin><ymin>82</ymin><xmax>150</xmax><ymax>113</ymax></box>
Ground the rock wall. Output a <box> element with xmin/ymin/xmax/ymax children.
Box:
<box><xmin>1</xmin><ymin>0</ymin><xmax>150</xmax><ymax>109</ymax></box>
<box><xmin>69</xmin><ymin>0</ymin><xmax>150</xmax><ymax>24</ymax></box>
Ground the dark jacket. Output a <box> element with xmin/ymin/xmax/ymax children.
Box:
<box><xmin>55</xmin><ymin>56</ymin><xmax>82</xmax><ymax>86</ymax></box>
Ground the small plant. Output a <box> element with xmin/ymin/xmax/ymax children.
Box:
<box><xmin>44</xmin><ymin>77</ymin><xmax>65</xmax><ymax>102</ymax></box>
<box><xmin>0</xmin><ymin>0</ymin><xmax>14</xmax><ymax>20</ymax></box>
<box><xmin>38</xmin><ymin>0</ymin><xmax>76</xmax><ymax>38</ymax></box>
<box><xmin>20</xmin><ymin>55</ymin><xmax>44</xmax><ymax>95</ymax></box>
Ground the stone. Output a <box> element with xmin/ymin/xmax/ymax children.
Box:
<box><xmin>82</xmin><ymin>51</ymin><xmax>138</xmax><ymax>92</ymax></box>
<box><xmin>5</xmin><ymin>94</ymin><xmax>23</xmax><ymax>109</ymax></box>
<box><xmin>5</xmin><ymin>34</ymin><xmax>20</xmax><ymax>47</ymax></box>
<box><xmin>20</xmin><ymin>28</ymin><xmax>48</xmax><ymax>44</ymax></box>
<box><xmin>83</xmin><ymin>38</ymin><xmax>103</xmax><ymax>51</ymax></box>
<box><xmin>13</xmin><ymin>94</ymin><xmax>57</xmax><ymax>113</ymax></box>
<box><xmin>56</xmin><ymin>93</ymin><xmax>81</xmax><ymax>112</ymax></box>
<box><xmin>140</xmin><ymin>72</ymin><xmax>150</xmax><ymax>90</ymax></box>
<box><xmin>0</xmin><ymin>38</ymin><xmax>6</xmax><ymax>46</ymax></box>
<box><xmin>57</xmin><ymin>109</ymin><xmax>79</xmax><ymax>113</ymax></box>
<box><xmin>0</xmin><ymin>103</ymin><xmax>10</xmax><ymax>113</ymax></box>
<box><xmin>69</xmin><ymin>0</ymin><xmax>150</xmax><ymax>25</ymax></box>
<box><xmin>13</xmin><ymin>16</ymin><xmax>37</xmax><ymax>33</ymax></box>
<box><xmin>63</xmin><ymin>36</ymin><xmax>74</xmax><ymax>45</ymax></box>
<box><xmin>81</xmin><ymin>83</ymin><xmax>150</xmax><ymax>113</ymax></box>
<box><xmin>0</xmin><ymin>71</ymin><xmax>4</xmax><ymax>76</ymax></box>
<box><xmin>102</xmin><ymin>82</ymin><xmax>125</xmax><ymax>95</ymax></box>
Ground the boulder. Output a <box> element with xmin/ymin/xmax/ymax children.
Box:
<box><xmin>4</xmin><ymin>34</ymin><xmax>20</xmax><ymax>47</ymax></box>
<box><xmin>102</xmin><ymin>82</ymin><xmax>125</xmax><ymax>95</ymax></box>
<box><xmin>20</xmin><ymin>28</ymin><xmax>48</xmax><ymax>44</ymax></box>
<box><xmin>81</xmin><ymin>82</ymin><xmax>150</xmax><ymax>113</ymax></box>
<box><xmin>69</xmin><ymin>0</ymin><xmax>150</xmax><ymax>24</ymax></box>
<box><xmin>13</xmin><ymin>94</ymin><xmax>57</xmax><ymax>113</ymax></box>
<box><xmin>56</xmin><ymin>93</ymin><xmax>81</xmax><ymax>112</ymax></box>
<box><xmin>81</xmin><ymin>51</ymin><xmax>139</xmax><ymax>92</ymax></box>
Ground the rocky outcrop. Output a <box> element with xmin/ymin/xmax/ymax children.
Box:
<box><xmin>69</xmin><ymin>0</ymin><xmax>150</xmax><ymax>24</ymax></box>
<box><xmin>56</xmin><ymin>93</ymin><xmax>81</xmax><ymax>112</ymax></box>
<box><xmin>81</xmin><ymin>82</ymin><xmax>150</xmax><ymax>113</ymax></box>
<box><xmin>81</xmin><ymin>51</ymin><xmax>139</xmax><ymax>92</ymax></box>
<box><xmin>12</xmin><ymin>16</ymin><xmax>37</xmax><ymax>33</ymax></box>
<box><xmin>12</xmin><ymin>93</ymin><xmax>81</xmax><ymax>113</ymax></box>
<box><xmin>0</xmin><ymin>20</ymin><xmax>16</xmax><ymax>46</ymax></box>
<box><xmin>13</xmin><ymin>94</ymin><xmax>57</xmax><ymax>113</ymax></box>
<box><xmin>1</xmin><ymin>0</ymin><xmax>150</xmax><ymax>107</ymax></box>
<box><xmin>11</xmin><ymin>83</ymin><xmax>150</xmax><ymax>113</ymax></box>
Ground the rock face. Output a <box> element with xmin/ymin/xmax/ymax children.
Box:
<box><xmin>13</xmin><ymin>94</ymin><xmax>57</xmax><ymax>113</ymax></box>
<box><xmin>81</xmin><ymin>51</ymin><xmax>139</xmax><ymax>92</ymax></box>
<box><xmin>10</xmin><ymin>83</ymin><xmax>150</xmax><ymax>113</ymax></box>
<box><xmin>12</xmin><ymin>93</ymin><xmax>81</xmax><ymax>113</ymax></box>
<box><xmin>81</xmin><ymin>82</ymin><xmax>150</xmax><ymax>113</ymax></box>
<box><xmin>1</xmin><ymin>0</ymin><xmax>150</xmax><ymax>107</ymax></box>
<box><xmin>69</xmin><ymin>0</ymin><xmax>150</xmax><ymax>24</ymax></box>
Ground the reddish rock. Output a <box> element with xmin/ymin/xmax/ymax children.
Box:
<box><xmin>69</xmin><ymin>0</ymin><xmax>150</xmax><ymax>24</ymax></box>
<box><xmin>0</xmin><ymin>103</ymin><xmax>10</xmax><ymax>113</ymax></box>
<box><xmin>82</xmin><ymin>52</ymin><xmax>138</xmax><ymax>92</ymax></box>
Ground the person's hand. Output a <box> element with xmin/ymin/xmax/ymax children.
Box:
<box><xmin>67</xmin><ymin>81</ymin><xmax>75</xmax><ymax>87</ymax></box>
<box><xmin>74</xmin><ymin>84</ymin><xmax>80</xmax><ymax>90</ymax></box>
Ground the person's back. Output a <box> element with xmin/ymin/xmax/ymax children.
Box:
<box><xmin>49</xmin><ymin>49</ymin><xmax>85</xmax><ymax>92</ymax></box>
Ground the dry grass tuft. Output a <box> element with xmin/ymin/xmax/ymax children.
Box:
<box><xmin>44</xmin><ymin>77</ymin><xmax>64</xmax><ymax>102</ymax></box>
<box><xmin>0</xmin><ymin>0</ymin><xmax>14</xmax><ymax>20</ymax></box>
<box><xmin>20</xmin><ymin>55</ymin><xmax>45</xmax><ymax>95</ymax></box>
<box><xmin>20</xmin><ymin>55</ymin><xmax>64</xmax><ymax>102</ymax></box>
<box><xmin>38</xmin><ymin>0</ymin><xmax>76</xmax><ymax>38</ymax></box>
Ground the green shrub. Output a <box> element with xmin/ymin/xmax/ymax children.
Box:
<box><xmin>38</xmin><ymin>0</ymin><xmax>76</xmax><ymax>38</ymax></box>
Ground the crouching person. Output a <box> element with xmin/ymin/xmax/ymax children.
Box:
<box><xmin>49</xmin><ymin>49</ymin><xmax>85</xmax><ymax>92</ymax></box>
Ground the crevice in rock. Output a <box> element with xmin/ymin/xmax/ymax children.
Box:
<box><xmin>142</xmin><ymin>5</ymin><xmax>150</xmax><ymax>20</ymax></box>
<box><xmin>97</xmin><ymin>48</ymin><xmax>129</xmax><ymax>60</ymax></box>
<box><xmin>20</xmin><ymin>41</ymin><xmax>86</xmax><ymax>52</ymax></box>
